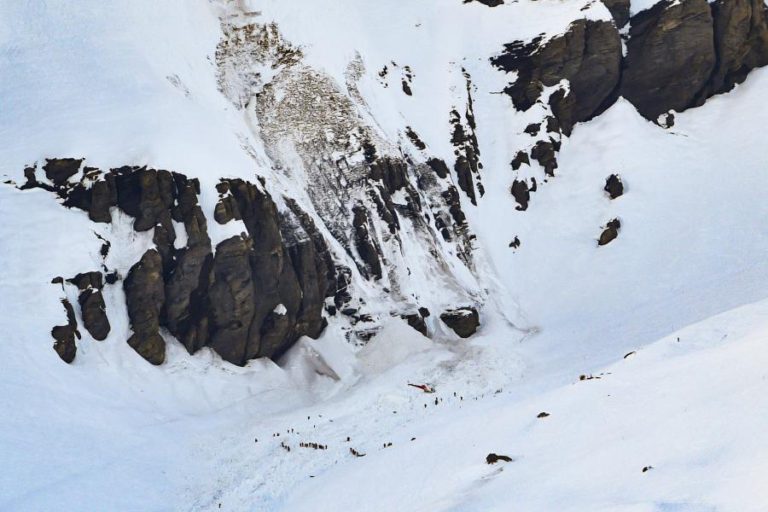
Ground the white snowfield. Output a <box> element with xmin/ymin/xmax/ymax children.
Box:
<box><xmin>1</xmin><ymin>0</ymin><xmax>768</xmax><ymax>511</ymax></box>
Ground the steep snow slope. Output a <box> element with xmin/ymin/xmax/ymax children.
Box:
<box><xmin>265</xmin><ymin>296</ymin><xmax>768</xmax><ymax>512</ymax></box>
<box><xmin>1</xmin><ymin>0</ymin><xmax>768</xmax><ymax>510</ymax></box>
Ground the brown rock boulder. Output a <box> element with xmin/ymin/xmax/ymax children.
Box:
<box><xmin>598</xmin><ymin>218</ymin><xmax>622</xmax><ymax>246</ymax></box>
<box><xmin>441</xmin><ymin>307</ymin><xmax>480</xmax><ymax>338</ymax></box>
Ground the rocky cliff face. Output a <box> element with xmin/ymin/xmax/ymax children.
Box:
<box><xmin>495</xmin><ymin>0</ymin><xmax>768</xmax><ymax>124</ymax></box>
<box><xmin>21</xmin><ymin>160</ymin><xmax>339</xmax><ymax>366</ymax></box>
<box><xmin>20</xmin><ymin>151</ymin><xmax>481</xmax><ymax>365</ymax></box>
<box><xmin>13</xmin><ymin>0</ymin><xmax>768</xmax><ymax>369</ymax></box>
<box><xmin>491</xmin><ymin>0</ymin><xmax>768</xmax><ymax>212</ymax></box>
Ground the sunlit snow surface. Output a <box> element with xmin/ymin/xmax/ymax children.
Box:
<box><xmin>1</xmin><ymin>0</ymin><xmax>768</xmax><ymax>510</ymax></box>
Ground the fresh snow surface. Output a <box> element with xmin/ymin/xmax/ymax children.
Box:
<box><xmin>2</xmin><ymin>1</ymin><xmax>768</xmax><ymax>511</ymax></box>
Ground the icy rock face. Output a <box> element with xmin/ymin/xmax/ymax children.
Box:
<box><xmin>215</xmin><ymin>15</ymin><xmax>480</xmax><ymax>327</ymax></box>
<box><xmin>21</xmin><ymin>161</ymin><xmax>338</xmax><ymax>366</ymax></box>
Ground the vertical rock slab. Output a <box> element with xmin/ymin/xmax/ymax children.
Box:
<box><xmin>621</xmin><ymin>0</ymin><xmax>716</xmax><ymax>120</ymax></box>
<box><xmin>207</xmin><ymin>236</ymin><xmax>256</xmax><ymax>365</ymax></box>
<box><xmin>124</xmin><ymin>250</ymin><xmax>166</xmax><ymax>365</ymax></box>
<box><xmin>696</xmin><ymin>0</ymin><xmax>768</xmax><ymax>101</ymax></box>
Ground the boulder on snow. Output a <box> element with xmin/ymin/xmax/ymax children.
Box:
<box><xmin>604</xmin><ymin>174</ymin><xmax>624</xmax><ymax>199</ymax></box>
<box><xmin>440</xmin><ymin>307</ymin><xmax>480</xmax><ymax>338</ymax></box>
<box><xmin>598</xmin><ymin>218</ymin><xmax>621</xmax><ymax>246</ymax></box>
<box><xmin>492</xmin><ymin>19</ymin><xmax>622</xmax><ymax>135</ymax></box>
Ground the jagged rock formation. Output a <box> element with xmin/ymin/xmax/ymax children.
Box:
<box><xmin>494</xmin><ymin>0</ymin><xmax>768</xmax><ymax>126</ymax></box>
<box><xmin>696</xmin><ymin>0</ymin><xmax>768</xmax><ymax>102</ymax></box>
<box><xmin>125</xmin><ymin>250</ymin><xmax>167</xmax><ymax>365</ymax></box>
<box><xmin>491</xmin><ymin>19</ymin><xmax>622</xmax><ymax>136</ymax></box>
<box><xmin>20</xmin><ymin>147</ymin><xmax>484</xmax><ymax>368</ymax></box>
<box><xmin>68</xmin><ymin>272</ymin><xmax>111</xmax><ymax>341</ymax></box>
<box><xmin>23</xmin><ymin>160</ymin><xmax>339</xmax><ymax>366</ymax></box>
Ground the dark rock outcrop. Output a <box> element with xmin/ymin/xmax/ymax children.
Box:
<box><xmin>43</xmin><ymin>158</ymin><xmax>82</xmax><ymax>188</ymax></box>
<box><xmin>621</xmin><ymin>0</ymin><xmax>716</xmax><ymax>120</ymax></box>
<box><xmin>495</xmin><ymin>0</ymin><xmax>768</xmax><ymax>127</ymax></box>
<box><xmin>440</xmin><ymin>307</ymin><xmax>480</xmax><ymax>338</ymax></box>
<box><xmin>426</xmin><ymin>158</ymin><xmax>450</xmax><ymax>179</ymax></box>
<box><xmin>530</xmin><ymin>140</ymin><xmax>559</xmax><ymax>176</ymax></box>
<box><xmin>124</xmin><ymin>250</ymin><xmax>166</xmax><ymax>365</ymax></box>
<box><xmin>51</xmin><ymin>298</ymin><xmax>80</xmax><ymax>363</ymax></box>
<box><xmin>511</xmin><ymin>151</ymin><xmax>530</xmax><ymax>170</ymax></box>
<box><xmin>352</xmin><ymin>205</ymin><xmax>383</xmax><ymax>281</ymax></box>
<box><xmin>402</xmin><ymin>308</ymin><xmax>430</xmax><ymax>336</ymax></box>
<box><xmin>78</xmin><ymin>289</ymin><xmax>110</xmax><ymax>341</ymax></box>
<box><xmin>695</xmin><ymin>0</ymin><xmax>768</xmax><ymax>102</ymax></box>
<box><xmin>67</xmin><ymin>273</ymin><xmax>110</xmax><ymax>341</ymax></box>
<box><xmin>24</xmin><ymin>161</ymin><xmax>343</xmax><ymax>367</ymax></box>
<box><xmin>449</xmin><ymin>73</ymin><xmax>484</xmax><ymax>204</ymax></box>
<box><xmin>602</xmin><ymin>0</ymin><xmax>631</xmax><ymax>28</ymax></box>
<box><xmin>604</xmin><ymin>174</ymin><xmax>624</xmax><ymax>199</ymax></box>
<box><xmin>511</xmin><ymin>180</ymin><xmax>530</xmax><ymax>211</ymax></box>
<box><xmin>598</xmin><ymin>218</ymin><xmax>621</xmax><ymax>246</ymax></box>
<box><xmin>492</xmin><ymin>19</ymin><xmax>622</xmax><ymax>135</ymax></box>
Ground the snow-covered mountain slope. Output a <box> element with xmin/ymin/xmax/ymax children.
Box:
<box><xmin>1</xmin><ymin>0</ymin><xmax>768</xmax><ymax>510</ymax></box>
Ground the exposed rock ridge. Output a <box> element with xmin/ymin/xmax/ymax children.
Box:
<box><xmin>492</xmin><ymin>0</ymin><xmax>768</xmax><ymax>211</ymax></box>
<box><xmin>495</xmin><ymin>0</ymin><xmax>768</xmax><ymax>125</ymax></box>
<box><xmin>22</xmin><ymin>160</ymin><xmax>338</xmax><ymax>366</ymax></box>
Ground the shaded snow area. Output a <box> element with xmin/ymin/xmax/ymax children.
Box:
<box><xmin>1</xmin><ymin>0</ymin><xmax>768</xmax><ymax>511</ymax></box>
